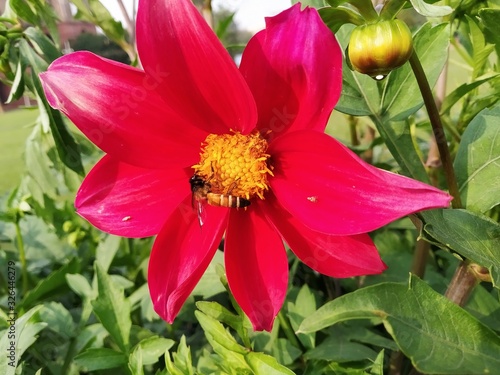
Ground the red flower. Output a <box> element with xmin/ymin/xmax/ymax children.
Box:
<box><xmin>40</xmin><ymin>0</ymin><xmax>451</xmax><ymax>331</ymax></box>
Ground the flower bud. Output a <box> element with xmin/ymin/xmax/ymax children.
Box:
<box><xmin>348</xmin><ymin>19</ymin><xmax>413</xmax><ymax>79</ymax></box>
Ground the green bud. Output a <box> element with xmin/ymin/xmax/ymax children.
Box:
<box><xmin>348</xmin><ymin>19</ymin><xmax>413</xmax><ymax>79</ymax></box>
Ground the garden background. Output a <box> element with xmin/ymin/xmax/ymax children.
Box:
<box><xmin>1</xmin><ymin>0</ymin><xmax>500</xmax><ymax>374</ymax></box>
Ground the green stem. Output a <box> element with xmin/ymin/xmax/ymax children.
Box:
<box><xmin>409</xmin><ymin>51</ymin><xmax>462</xmax><ymax>209</ymax></box>
<box><xmin>277</xmin><ymin>310</ymin><xmax>302</xmax><ymax>350</ymax></box>
<box><xmin>14</xmin><ymin>220</ymin><xmax>28</xmax><ymax>294</ymax></box>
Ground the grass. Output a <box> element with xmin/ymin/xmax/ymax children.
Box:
<box><xmin>0</xmin><ymin>108</ymin><xmax>38</xmax><ymax>194</ymax></box>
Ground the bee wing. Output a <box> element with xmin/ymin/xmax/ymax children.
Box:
<box><xmin>194</xmin><ymin>198</ymin><xmax>207</xmax><ymax>227</ymax></box>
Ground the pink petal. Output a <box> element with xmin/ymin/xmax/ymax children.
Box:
<box><xmin>136</xmin><ymin>0</ymin><xmax>257</xmax><ymax>134</ymax></box>
<box><xmin>148</xmin><ymin>199</ymin><xmax>228</xmax><ymax>323</ymax></box>
<box><xmin>269</xmin><ymin>130</ymin><xmax>452</xmax><ymax>235</ymax></box>
<box><xmin>40</xmin><ymin>51</ymin><xmax>205</xmax><ymax>169</ymax></box>
<box><xmin>261</xmin><ymin>194</ymin><xmax>386</xmax><ymax>277</ymax></box>
<box><xmin>239</xmin><ymin>4</ymin><xmax>342</xmax><ymax>140</ymax></box>
<box><xmin>76</xmin><ymin>155</ymin><xmax>191</xmax><ymax>238</ymax></box>
<box><xmin>225</xmin><ymin>206</ymin><xmax>288</xmax><ymax>331</ymax></box>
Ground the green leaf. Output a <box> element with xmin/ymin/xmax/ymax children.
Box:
<box><xmin>165</xmin><ymin>336</ymin><xmax>195</xmax><ymax>375</ymax></box>
<box><xmin>39</xmin><ymin>302</ymin><xmax>76</xmax><ymax>340</ymax></box>
<box><xmin>305</xmin><ymin>334</ymin><xmax>377</xmax><ymax>362</ymax></box>
<box><xmin>32</xmin><ymin>74</ymin><xmax>85</xmax><ymax>176</ymax></box>
<box><xmin>371</xmin><ymin>350</ymin><xmax>385</xmax><ymax>375</ymax></box>
<box><xmin>6</xmin><ymin>60</ymin><xmax>25</xmax><ymax>103</ymax></box>
<box><xmin>66</xmin><ymin>273</ymin><xmax>95</xmax><ymax>300</ymax></box>
<box><xmin>371</xmin><ymin>120</ymin><xmax>430</xmax><ymax>182</ymax></box>
<box><xmin>192</xmin><ymin>250</ymin><xmax>226</xmax><ymax>298</ymax></box>
<box><xmin>10</xmin><ymin>0</ymin><xmax>38</xmax><ymax>25</ymax></box>
<box><xmin>381</xmin><ymin>23</ymin><xmax>450</xmax><ymax>121</ymax></box>
<box><xmin>287</xmin><ymin>284</ymin><xmax>316</xmax><ymax>350</ymax></box>
<box><xmin>467</xmin><ymin>15</ymin><xmax>495</xmax><ymax>80</ymax></box>
<box><xmin>196</xmin><ymin>301</ymin><xmax>242</xmax><ymax>334</ymax></box>
<box><xmin>480</xmin><ymin>9</ymin><xmax>500</xmax><ymax>57</ymax></box>
<box><xmin>95</xmin><ymin>235</ymin><xmax>121</xmax><ymax>273</ymax></box>
<box><xmin>408</xmin><ymin>0</ymin><xmax>453</xmax><ymax>17</ymax></box>
<box><xmin>71</xmin><ymin>0</ymin><xmax>127</xmax><ymax>50</ymax></box>
<box><xmin>74</xmin><ymin>348</ymin><xmax>127</xmax><ymax>371</ymax></box>
<box><xmin>128</xmin><ymin>346</ymin><xmax>144</xmax><ymax>375</ymax></box>
<box><xmin>20</xmin><ymin>258</ymin><xmax>80</xmax><ymax>309</ymax></box>
<box><xmin>24</xmin><ymin>27</ymin><xmax>62</xmax><ymax>63</ymax></box>
<box><xmin>195</xmin><ymin>310</ymin><xmax>247</xmax><ymax>355</ymax></box>
<box><xmin>0</xmin><ymin>306</ymin><xmax>47</xmax><ymax>374</ymax></box>
<box><xmin>319</xmin><ymin>7</ymin><xmax>365</xmax><ymax>33</ymax></box>
<box><xmin>454</xmin><ymin>105</ymin><xmax>500</xmax><ymax>213</ymax></box>
<box><xmin>74</xmin><ymin>323</ymin><xmax>108</xmax><ymax>354</ymax></box>
<box><xmin>195</xmin><ymin>311</ymin><xmax>251</xmax><ymax>373</ymax></box>
<box><xmin>245</xmin><ymin>351</ymin><xmax>296</xmax><ymax>375</ymax></box>
<box><xmin>91</xmin><ymin>263</ymin><xmax>131</xmax><ymax>354</ymax></box>
<box><xmin>466</xmin><ymin>285</ymin><xmax>500</xmax><ymax>332</ymax></box>
<box><xmin>440</xmin><ymin>74</ymin><xmax>500</xmax><ymax>115</ymax></box>
<box><xmin>272</xmin><ymin>339</ymin><xmax>302</xmax><ymax>366</ymax></box>
<box><xmin>18</xmin><ymin>39</ymin><xmax>85</xmax><ymax>176</ymax></box>
<box><xmin>299</xmin><ymin>277</ymin><xmax>500</xmax><ymax>374</ymax></box>
<box><xmin>134</xmin><ymin>336</ymin><xmax>175</xmax><ymax>365</ymax></box>
<box><xmin>422</xmin><ymin>209</ymin><xmax>500</xmax><ymax>288</ymax></box>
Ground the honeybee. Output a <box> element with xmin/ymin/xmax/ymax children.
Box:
<box><xmin>190</xmin><ymin>174</ymin><xmax>250</xmax><ymax>227</ymax></box>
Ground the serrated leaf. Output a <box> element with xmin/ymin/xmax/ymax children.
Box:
<box><xmin>381</xmin><ymin>23</ymin><xmax>450</xmax><ymax>121</ymax></box>
<box><xmin>454</xmin><ymin>105</ymin><xmax>500</xmax><ymax>213</ymax></box>
<box><xmin>440</xmin><ymin>74</ymin><xmax>499</xmax><ymax>115</ymax></box>
<box><xmin>422</xmin><ymin>209</ymin><xmax>500</xmax><ymax>288</ymax></box>
<box><xmin>10</xmin><ymin>0</ymin><xmax>38</xmax><ymax>24</ymax></box>
<box><xmin>195</xmin><ymin>311</ymin><xmax>251</xmax><ymax>373</ymax></box>
<box><xmin>299</xmin><ymin>277</ymin><xmax>500</xmax><ymax>374</ymax></box>
<box><xmin>74</xmin><ymin>348</ymin><xmax>127</xmax><ymax>371</ymax></box>
<box><xmin>165</xmin><ymin>336</ymin><xmax>194</xmax><ymax>375</ymax></box>
<box><xmin>24</xmin><ymin>27</ymin><xmax>62</xmax><ymax>63</ymax></box>
<box><xmin>39</xmin><ymin>302</ymin><xmax>76</xmax><ymax>340</ymax></box>
<box><xmin>95</xmin><ymin>235</ymin><xmax>121</xmax><ymax>273</ymax></box>
<box><xmin>20</xmin><ymin>258</ymin><xmax>79</xmax><ymax>309</ymax></box>
<box><xmin>135</xmin><ymin>336</ymin><xmax>175</xmax><ymax>365</ymax></box>
<box><xmin>195</xmin><ymin>310</ymin><xmax>247</xmax><ymax>355</ymax></box>
<box><xmin>128</xmin><ymin>346</ymin><xmax>144</xmax><ymax>375</ymax></box>
<box><xmin>287</xmin><ymin>284</ymin><xmax>316</xmax><ymax>350</ymax></box>
<box><xmin>74</xmin><ymin>323</ymin><xmax>108</xmax><ymax>354</ymax></box>
<box><xmin>91</xmin><ymin>263</ymin><xmax>131</xmax><ymax>354</ymax></box>
<box><xmin>466</xmin><ymin>15</ymin><xmax>494</xmax><ymax>80</ymax></box>
<box><xmin>0</xmin><ymin>306</ymin><xmax>46</xmax><ymax>374</ymax></box>
<box><xmin>245</xmin><ymin>351</ymin><xmax>296</xmax><ymax>375</ymax></box>
<box><xmin>196</xmin><ymin>301</ymin><xmax>242</xmax><ymax>333</ymax></box>
<box><xmin>409</xmin><ymin>0</ymin><xmax>453</xmax><ymax>17</ymax></box>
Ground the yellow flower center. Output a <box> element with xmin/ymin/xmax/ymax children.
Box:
<box><xmin>192</xmin><ymin>132</ymin><xmax>273</xmax><ymax>200</ymax></box>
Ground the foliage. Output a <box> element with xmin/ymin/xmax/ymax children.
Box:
<box><xmin>1</xmin><ymin>0</ymin><xmax>500</xmax><ymax>374</ymax></box>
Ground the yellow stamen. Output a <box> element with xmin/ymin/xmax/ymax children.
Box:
<box><xmin>192</xmin><ymin>131</ymin><xmax>273</xmax><ymax>200</ymax></box>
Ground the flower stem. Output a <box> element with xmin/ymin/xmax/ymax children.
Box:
<box><xmin>408</xmin><ymin>50</ymin><xmax>462</xmax><ymax>209</ymax></box>
<box><xmin>15</xmin><ymin>221</ymin><xmax>28</xmax><ymax>294</ymax></box>
<box><xmin>444</xmin><ymin>260</ymin><xmax>479</xmax><ymax>305</ymax></box>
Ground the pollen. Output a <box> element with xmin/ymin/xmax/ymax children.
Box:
<box><xmin>192</xmin><ymin>131</ymin><xmax>273</xmax><ymax>200</ymax></box>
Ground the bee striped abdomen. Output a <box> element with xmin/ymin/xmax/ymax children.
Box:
<box><xmin>207</xmin><ymin>193</ymin><xmax>251</xmax><ymax>208</ymax></box>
